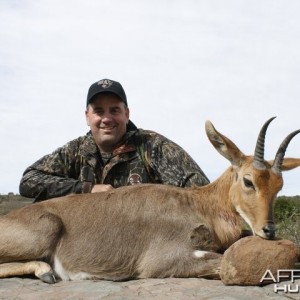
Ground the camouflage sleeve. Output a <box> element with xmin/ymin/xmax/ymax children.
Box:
<box><xmin>146</xmin><ymin>132</ymin><xmax>210</xmax><ymax>187</ymax></box>
<box><xmin>19</xmin><ymin>142</ymin><xmax>83</xmax><ymax>201</ymax></box>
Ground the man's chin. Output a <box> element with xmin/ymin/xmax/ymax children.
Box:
<box><xmin>97</xmin><ymin>138</ymin><xmax>119</xmax><ymax>152</ymax></box>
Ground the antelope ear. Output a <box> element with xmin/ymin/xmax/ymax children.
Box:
<box><xmin>267</xmin><ymin>158</ymin><xmax>300</xmax><ymax>171</ymax></box>
<box><xmin>205</xmin><ymin>121</ymin><xmax>245</xmax><ymax>166</ymax></box>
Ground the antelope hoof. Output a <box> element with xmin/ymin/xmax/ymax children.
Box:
<box><xmin>39</xmin><ymin>271</ymin><xmax>57</xmax><ymax>284</ymax></box>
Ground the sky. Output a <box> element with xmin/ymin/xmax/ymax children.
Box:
<box><xmin>0</xmin><ymin>0</ymin><xmax>300</xmax><ymax>196</ymax></box>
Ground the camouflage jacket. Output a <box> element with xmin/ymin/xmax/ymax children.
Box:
<box><xmin>19</xmin><ymin>129</ymin><xmax>210</xmax><ymax>201</ymax></box>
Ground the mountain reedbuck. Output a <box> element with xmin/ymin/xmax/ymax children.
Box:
<box><xmin>0</xmin><ymin>118</ymin><xmax>300</xmax><ymax>283</ymax></box>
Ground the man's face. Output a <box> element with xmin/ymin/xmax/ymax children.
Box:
<box><xmin>85</xmin><ymin>93</ymin><xmax>129</xmax><ymax>153</ymax></box>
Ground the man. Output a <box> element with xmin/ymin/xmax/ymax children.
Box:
<box><xmin>19</xmin><ymin>79</ymin><xmax>209</xmax><ymax>201</ymax></box>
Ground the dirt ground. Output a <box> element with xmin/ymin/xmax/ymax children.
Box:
<box><xmin>0</xmin><ymin>277</ymin><xmax>300</xmax><ymax>300</ymax></box>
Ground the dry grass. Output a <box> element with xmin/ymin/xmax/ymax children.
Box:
<box><xmin>0</xmin><ymin>195</ymin><xmax>33</xmax><ymax>215</ymax></box>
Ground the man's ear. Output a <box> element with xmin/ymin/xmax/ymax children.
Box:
<box><xmin>85</xmin><ymin>109</ymin><xmax>90</xmax><ymax>126</ymax></box>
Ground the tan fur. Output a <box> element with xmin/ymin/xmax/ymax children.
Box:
<box><xmin>0</xmin><ymin>120</ymin><xmax>299</xmax><ymax>283</ymax></box>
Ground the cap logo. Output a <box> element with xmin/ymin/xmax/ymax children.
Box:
<box><xmin>97</xmin><ymin>79</ymin><xmax>113</xmax><ymax>89</ymax></box>
<box><xmin>128</xmin><ymin>173</ymin><xmax>142</xmax><ymax>185</ymax></box>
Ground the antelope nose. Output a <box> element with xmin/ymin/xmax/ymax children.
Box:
<box><xmin>263</xmin><ymin>223</ymin><xmax>275</xmax><ymax>240</ymax></box>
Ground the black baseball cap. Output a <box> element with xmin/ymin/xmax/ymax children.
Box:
<box><xmin>86</xmin><ymin>79</ymin><xmax>128</xmax><ymax>107</ymax></box>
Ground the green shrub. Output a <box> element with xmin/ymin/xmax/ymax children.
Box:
<box><xmin>274</xmin><ymin>196</ymin><xmax>300</xmax><ymax>248</ymax></box>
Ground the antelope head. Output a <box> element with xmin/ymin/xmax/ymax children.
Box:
<box><xmin>206</xmin><ymin>117</ymin><xmax>300</xmax><ymax>240</ymax></box>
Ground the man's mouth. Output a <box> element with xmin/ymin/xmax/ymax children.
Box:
<box><xmin>100</xmin><ymin>126</ymin><xmax>116</xmax><ymax>131</ymax></box>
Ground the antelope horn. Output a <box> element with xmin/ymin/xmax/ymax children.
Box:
<box><xmin>272</xmin><ymin>129</ymin><xmax>300</xmax><ymax>174</ymax></box>
<box><xmin>253</xmin><ymin>117</ymin><xmax>276</xmax><ymax>169</ymax></box>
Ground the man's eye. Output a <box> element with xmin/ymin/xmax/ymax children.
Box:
<box><xmin>243</xmin><ymin>177</ymin><xmax>255</xmax><ymax>190</ymax></box>
<box><xmin>94</xmin><ymin>110</ymin><xmax>103</xmax><ymax>115</ymax></box>
<box><xmin>111</xmin><ymin>109</ymin><xmax>121</xmax><ymax>114</ymax></box>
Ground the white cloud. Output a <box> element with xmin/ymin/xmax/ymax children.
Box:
<box><xmin>0</xmin><ymin>0</ymin><xmax>299</xmax><ymax>195</ymax></box>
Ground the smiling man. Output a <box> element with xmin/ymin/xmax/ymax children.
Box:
<box><xmin>86</xmin><ymin>93</ymin><xmax>129</xmax><ymax>154</ymax></box>
<box><xmin>19</xmin><ymin>79</ymin><xmax>209</xmax><ymax>201</ymax></box>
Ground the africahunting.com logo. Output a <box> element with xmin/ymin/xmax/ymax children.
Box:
<box><xmin>260</xmin><ymin>269</ymin><xmax>300</xmax><ymax>293</ymax></box>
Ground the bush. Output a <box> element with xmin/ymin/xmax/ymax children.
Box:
<box><xmin>274</xmin><ymin>196</ymin><xmax>300</xmax><ymax>248</ymax></box>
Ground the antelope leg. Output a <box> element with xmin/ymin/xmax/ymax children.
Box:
<box><xmin>0</xmin><ymin>261</ymin><xmax>56</xmax><ymax>284</ymax></box>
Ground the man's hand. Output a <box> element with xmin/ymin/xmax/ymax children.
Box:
<box><xmin>91</xmin><ymin>184</ymin><xmax>114</xmax><ymax>193</ymax></box>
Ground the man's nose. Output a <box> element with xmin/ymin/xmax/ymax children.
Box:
<box><xmin>101</xmin><ymin>113</ymin><xmax>113</xmax><ymax>122</ymax></box>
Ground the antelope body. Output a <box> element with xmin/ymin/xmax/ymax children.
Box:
<box><xmin>0</xmin><ymin>118</ymin><xmax>299</xmax><ymax>283</ymax></box>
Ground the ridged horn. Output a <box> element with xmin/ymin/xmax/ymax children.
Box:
<box><xmin>253</xmin><ymin>117</ymin><xmax>276</xmax><ymax>169</ymax></box>
<box><xmin>272</xmin><ymin>129</ymin><xmax>300</xmax><ymax>174</ymax></box>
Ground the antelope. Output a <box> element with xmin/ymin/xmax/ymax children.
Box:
<box><xmin>0</xmin><ymin>118</ymin><xmax>299</xmax><ymax>284</ymax></box>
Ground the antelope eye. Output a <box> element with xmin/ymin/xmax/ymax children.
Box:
<box><xmin>243</xmin><ymin>177</ymin><xmax>255</xmax><ymax>190</ymax></box>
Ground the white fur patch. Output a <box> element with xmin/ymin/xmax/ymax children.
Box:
<box><xmin>54</xmin><ymin>256</ymin><xmax>94</xmax><ymax>281</ymax></box>
<box><xmin>193</xmin><ymin>250</ymin><xmax>209</xmax><ymax>258</ymax></box>
<box><xmin>236</xmin><ymin>205</ymin><xmax>255</xmax><ymax>235</ymax></box>
<box><xmin>54</xmin><ymin>256</ymin><xmax>70</xmax><ymax>281</ymax></box>
<box><xmin>69</xmin><ymin>272</ymin><xmax>94</xmax><ymax>281</ymax></box>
